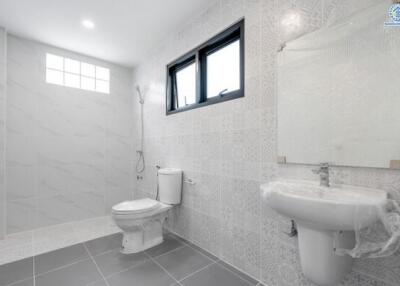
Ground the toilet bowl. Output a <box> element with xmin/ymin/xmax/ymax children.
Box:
<box><xmin>112</xmin><ymin>168</ymin><xmax>182</xmax><ymax>253</ymax></box>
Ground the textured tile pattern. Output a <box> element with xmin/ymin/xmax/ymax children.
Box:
<box><xmin>5</xmin><ymin>34</ymin><xmax>135</xmax><ymax>234</ymax></box>
<box><xmin>0</xmin><ymin>232</ymin><xmax>262</xmax><ymax>286</ymax></box>
<box><xmin>132</xmin><ymin>0</ymin><xmax>400</xmax><ymax>285</ymax></box>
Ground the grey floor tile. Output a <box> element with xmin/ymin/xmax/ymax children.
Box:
<box><xmin>0</xmin><ymin>257</ymin><xmax>33</xmax><ymax>286</ymax></box>
<box><xmin>166</xmin><ymin>233</ymin><xmax>219</xmax><ymax>262</ymax></box>
<box><xmin>35</xmin><ymin>259</ymin><xmax>103</xmax><ymax>286</ymax></box>
<box><xmin>34</xmin><ymin>243</ymin><xmax>89</xmax><ymax>275</ymax></box>
<box><xmin>155</xmin><ymin>246</ymin><xmax>214</xmax><ymax>281</ymax></box>
<box><xmin>217</xmin><ymin>260</ymin><xmax>259</xmax><ymax>285</ymax></box>
<box><xmin>180</xmin><ymin>263</ymin><xmax>252</xmax><ymax>286</ymax></box>
<box><xmin>107</xmin><ymin>259</ymin><xmax>175</xmax><ymax>286</ymax></box>
<box><xmin>93</xmin><ymin>248</ymin><xmax>148</xmax><ymax>277</ymax></box>
<box><xmin>7</xmin><ymin>278</ymin><xmax>34</xmax><ymax>286</ymax></box>
<box><xmin>185</xmin><ymin>242</ymin><xmax>219</xmax><ymax>262</ymax></box>
<box><xmin>145</xmin><ymin>233</ymin><xmax>185</xmax><ymax>258</ymax></box>
<box><xmin>85</xmin><ymin>233</ymin><xmax>122</xmax><ymax>256</ymax></box>
<box><xmin>86</xmin><ymin>279</ymin><xmax>108</xmax><ymax>286</ymax></box>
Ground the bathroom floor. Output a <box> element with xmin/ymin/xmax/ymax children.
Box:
<box><xmin>0</xmin><ymin>232</ymin><xmax>264</xmax><ymax>286</ymax></box>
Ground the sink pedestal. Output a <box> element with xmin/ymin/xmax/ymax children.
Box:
<box><xmin>297</xmin><ymin>224</ymin><xmax>355</xmax><ymax>286</ymax></box>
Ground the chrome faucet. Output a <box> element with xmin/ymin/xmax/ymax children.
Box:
<box><xmin>312</xmin><ymin>163</ymin><xmax>330</xmax><ymax>187</ymax></box>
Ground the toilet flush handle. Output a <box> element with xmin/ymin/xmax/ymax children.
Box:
<box><xmin>184</xmin><ymin>178</ymin><xmax>196</xmax><ymax>185</ymax></box>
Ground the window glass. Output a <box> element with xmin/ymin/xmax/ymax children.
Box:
<box><xmin>46</xmin><ymin>54</ymin><xmax>63</xmax><ymax>70</ymax></box>
<box><xmin>81</xmin><ymin>76</ymin><xmax>95</xmax><ymax>91</ymax></box>
<box><xmin>64</xmin><ymin>73</ymin><xmax>80</xmax><ymax>88</ymax></box>
<box><xmin>64</xmin><ymin>58</ymin><xmax>80</xmax><ymax>74</ymax></box>
<box><xmin>96</xmin><ymin>66</ymin><xmax>110</xmax><ymax>81</ymax></box>
<box><xmin>176</xmin><ymin>63</ymin><xmax>196</xmax><ymax>108</ymax></box>
<box><xmin>45</xmin><ymin>53</ymin><xmax>110</xmax><ymax>94</ymax></box>
<box><xmin>166</xmin><ymin>20</ymin><xmax>244</xmax><ymax>114</ymax></box>
<box><xmin>81</xmin><ymin>62</ymin><xmax>95</xmax><ymax>77</ymax></box>
<box><xmin>207</xmin><ymin>40</ymin><xmax>240</xmax><ymax>98</ymax></box>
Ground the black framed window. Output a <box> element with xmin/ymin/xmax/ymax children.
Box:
<box><xmin>166</xmin><ymin>19</ymin><xmax>244</xmax><ymax>115</ymax></box>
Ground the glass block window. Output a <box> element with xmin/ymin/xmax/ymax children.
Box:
<box><xmin>46</xmin><ymin>53</ymin><xmax>110</xmax><ymax>94</ymax></box>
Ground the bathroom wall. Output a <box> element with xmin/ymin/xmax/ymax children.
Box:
<box><xmin>0</xmin><ymin>27</ymin><xmax>6</xmax><ymax>239</ymax></box>
<box><xmin>132</xmin><ymin>0</ymin><xmax>400</xmax><ymax>285</ymax></box>
<box><xmin>6</xmin><ymin>35</ymin><xmax>135</xmax><ymax>234</ymax></box>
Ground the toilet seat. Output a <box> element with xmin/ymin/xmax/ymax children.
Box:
<box><xmin>112</xmin><ymin>198</ymin><xmax>160</xmax><ymax>215</ymax></box>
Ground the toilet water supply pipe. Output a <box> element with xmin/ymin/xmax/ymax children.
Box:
<box><xmin>136</xmin><ymin>86</ymin><xmax>145</xmax><ymax>174</ymax></box>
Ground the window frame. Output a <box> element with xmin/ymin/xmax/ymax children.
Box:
<box><xmin>166</xmin><ymin>19</ymin><xmax>244</xmax><ymax>115</ymax></box>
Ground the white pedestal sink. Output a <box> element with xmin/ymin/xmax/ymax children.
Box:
<box><xmin>261</xmin><ymin>180</ymin><xmax>387</xmax><ymax>286</ymax></box>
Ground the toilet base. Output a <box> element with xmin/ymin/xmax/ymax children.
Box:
<box><xmin>117</xmin><ymin>212</ymin><xmax>169</xmax><ymax>254</ymax></box>
<box><xmin>121</xmin><ymin>234</ymin><xmax>163</xmax><ymax>254</ymax></box>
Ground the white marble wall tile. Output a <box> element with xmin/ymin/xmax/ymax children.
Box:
<box><xmin>73</xmin><ymin>216</ymin><xmax>120</xmax><ymax>243</ymax></box>
<box><xmin>6</xmin><ymin>166</ymin><xmax>35</xmax><ymax>200</ymax></box>
<box><xmin>5</xmin><ymin>35</ymin><xmax>134</xmax><ymax>233</ymax></box>
<box><xmin>6</xmin><ymin>199</ymin><xmax>35</xmax><ymax>233</ymax></box>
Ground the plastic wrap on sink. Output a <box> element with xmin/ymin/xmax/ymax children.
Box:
<box><xmin>334</xmin><ymin>192</ymin><xmax>400</xmax><ymax>258</ymax></box>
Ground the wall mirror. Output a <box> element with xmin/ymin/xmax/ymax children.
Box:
<box><xmin>277</xmin><ymin>1</ymin><xmax>400</xmax><ymax>169</ymax></box>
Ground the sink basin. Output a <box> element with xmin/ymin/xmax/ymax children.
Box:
<box><xmin>262</xmin><ymin>180</ymin><xmax>387</xmax><ymax>231</ymax></box>
<box><xmin>261</xmin><ymin>180</ymin><xmax>388</xmax><ymax>286</ymax></box>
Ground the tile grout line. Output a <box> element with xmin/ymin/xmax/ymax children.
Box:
<box><xmin>216</xmin><ymin>259</ymin><xmax>259</xmax><ymax>286</ymax></box>
<box><xmin>32</xmin><ymin>254</ymin><xmax>35</xmax><ymax>286</ymax></box>
<box><xmin>33</xmin><ymin>255</ymin><xmax>91</xmax><ymax>278</ymax></box>
<box><xmin>82</xmin><ymin>243</ymin><xmax>111</xmax><ymax>286</ymax></box>
<box><xmin>143</xmin><ymin>251</ymin><xmax>182</xmax><ymax>285</ymax></box>
<box><xmin>177</xmin><ymin>261</ymin><xmax>217</xmax><ymax>283</ymax></box>
<box><xmin>145</xmin><ymin>243</ymin><xmax>187</xmax><ymax>259</ymax></box>
<box><xmin>5</xmin><ymin>277</ymin><xmax>34</xmax><ymax>286</ymax></box>
<box><xmin>101</xmin><ymin>257</ymin><xmax>150</xmax><ymax>280</ymax></box>
<box><xmin>97</xmin><ymin>241</ymin><xmax>194</xmax><ymax>282</ymax></box>
<box><xmin>0</xmin><ymin>216</ymin><xmax>119</xmax><ymax>267</ymax></box>
<box><xmin>167</xmin><ymin>232</ymin><xmax>219</xmax><ymax>262</ymax></box>
<box><xmin>6</xmin><ymin>232</ymin><xmax>260</xmax><ymax>286</ymax></box>
<box><xmin>14</xmin><ymin>239</ymin><xmax>122</xmax><ymax>279</ymax></box>
<box><xmin>167</xmin><ymin>229</ymin><xmax>260</xmax><ymax>285</ymax></box>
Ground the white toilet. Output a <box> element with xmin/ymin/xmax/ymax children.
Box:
<box><xmin>112</xmin><ymin>168</ymin><xmax>182</xmax><ymax>254</ymax></box>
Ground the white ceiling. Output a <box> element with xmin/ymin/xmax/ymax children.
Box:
<box><xmin>0</xmin><ymin>0</ymin><xmax>216</xmax><ymax>67</ymax></box>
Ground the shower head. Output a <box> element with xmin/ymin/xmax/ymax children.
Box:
<box><xmin>136</xmin><ymin>85</ymin><xmax>145</xmax><ymax>104</ymax></box>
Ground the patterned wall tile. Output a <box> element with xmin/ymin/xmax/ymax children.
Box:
<box><xmin>191</xmin><ymin>209</ymin><xmax>221</xmax><ymax>255</ymax></box>
<box><xmin>133</xmin><ymin>0</ymin><xmax>399</xmax><ymax>285</ymax></box>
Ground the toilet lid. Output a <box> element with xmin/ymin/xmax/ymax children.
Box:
<box><xmin>112</xmin><ymin>198</ymin><xmax>160</xmax><ymax>214</ymax></box>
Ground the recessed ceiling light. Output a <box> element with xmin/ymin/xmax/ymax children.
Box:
<box><xmin>82</xmin><ymin>20</ymin><xmax>95</xmax><ymax>29</ymax></box>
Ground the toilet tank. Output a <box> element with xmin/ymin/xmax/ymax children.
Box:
<box><xmin>158</xmin><ymin>168</ymin><xmax>183</xmax><ymax>205</ymax></box>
